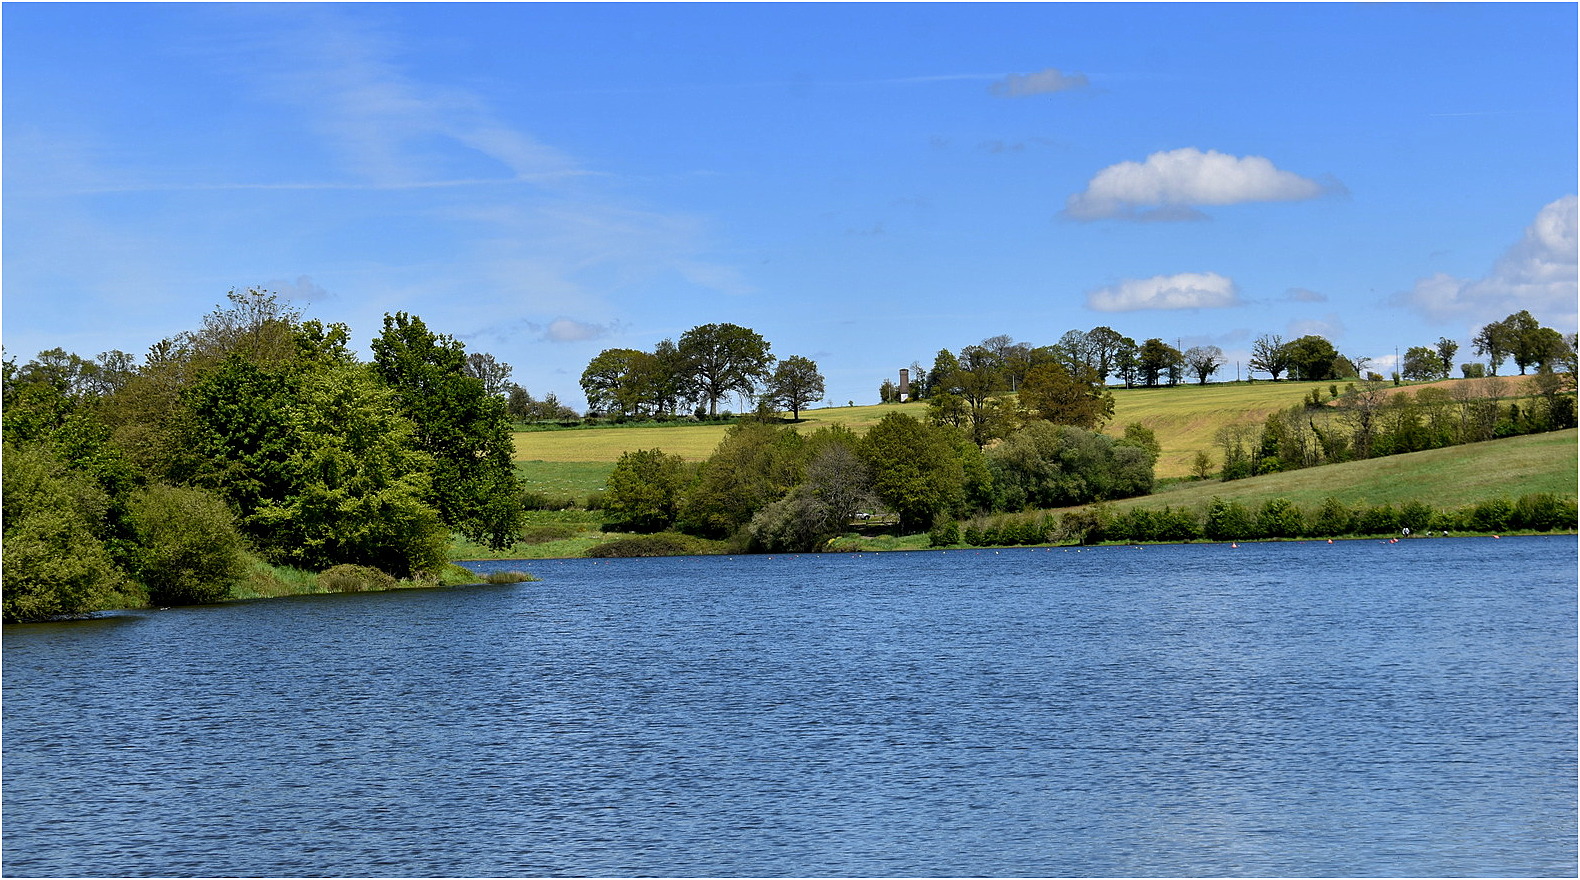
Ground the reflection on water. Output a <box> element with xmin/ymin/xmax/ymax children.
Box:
<box><xmin>4</xmin><ymin>537</ymin><xmax>1575</xmax><ymax>877</ymax></box>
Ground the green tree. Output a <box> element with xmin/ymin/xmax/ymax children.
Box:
<box><xmin>127</xmin><ymin>484</ymin><xmax>247</xmax><ymax>605</ymax></box>
<box><xmin>1473</xmin><ymin>318</ymin><xmax>1514</xmax><ymax>376</ymax></box>
<box><xmin>1401</xmin><ymin>345</ymin><xmax>1447</xmax><ymax>381</ymax></box>
<box><xmin>1283</xmin><ymin>335</ymin><xmax>1345</xmax><ymax>381</ymax></box>
<box><xmin>371</xmin><ymin>312</ymin><xmax>524</xmax><ymax>548</ymax></box>
<box><xmin>1018</xmin><ymin>361</ymin><xmax>1115</xmax><ymax>429</ymax></box>
<box><xmin>248</xmin><ymin>363</ymin><xmax>450</xmax><ymax>577</ymax></box>
<box><xmin>581</xmin><ymin>348</ymin><xmax>653</xmax><ymax>417</ymax></box>
<box><xmin>679</xmin><ymin>422</ymin><xmax>806</xmax><ymax>538</ymax></box>
<box><xmin>678</xmin><ymin>323</ymin><xmax>775</xmax><ymax>417</ymax></box>
<box><xmin>463</xmin><ymin>352</ymin><xmax>514</xmax><ymax>397</ymax></box>
<box><xmin>2</xmin><ymin>443</ymin><xmax>130</xmax><ymax>622</ymax></box>
<box><xmin>1138</xmin><ymin>338</ymin><xmax>1183</xmax><ymax>387</ymax></box>
<box><xmin>857</xmin><ymin>412</ymin><xmax>966</xmax><ymax>531</ymax></box>
<box><xmin>767</xmin><ymin>353</ymin><xmax>827</xmax><ymax>417</ymax></box>
<box><xmin>604</xmin><ymin>448</ymin><xmax>690</xmax><ymax>533</ymax></box>
<box><xmin>1435</xmin><ymin>337</ymin><xmax>1460</xmax><ymax>376</ymax></box>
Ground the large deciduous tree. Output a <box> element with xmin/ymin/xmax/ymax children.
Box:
<box><xmin>678</xmin><ymin>323</ymin><xmax>774</xmax><ymax>417</ymax></box>
<box><xmin>1283</xmin><ymin>335</ymin><xmax>1345</xmax><ymax>381</ymax></box>
<box><xmin>371</xmin><ymin>312</ymin><xmax>523</xmax><ymax>549</ymax></box>
<box><xmin>1018</xmin><ymin>362</ymin><xmax>1114</xmax><ymax>429</ymax></box>
<box><xmin>857</xmin><ymin>412</ymin><xmax>966</xmax><ymax>532</ymax></box>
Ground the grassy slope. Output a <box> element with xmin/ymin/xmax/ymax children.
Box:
<box><xmin>511</xmin><ymin>383</ymin><xmax>1331</xmax><ymax>480</ymax></box>
<box><xmin>1096</xmin><ymin>428</ymin><xmax>1578</xmax><ymax>515</ymax></box>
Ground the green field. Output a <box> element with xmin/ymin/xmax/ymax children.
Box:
<box><xmin>1094</xmin><ymin>428</ymin><xmax>1578</xmax><ymax>515</ymax></box>
<box><xmin>514</xmin><ymin>381</ymin><xmax>1347</xmax><ymax>479</ymax></box>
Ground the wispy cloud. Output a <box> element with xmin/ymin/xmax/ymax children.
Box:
<box><xmin>1393</xmin><ymin>195</ymin><xmax>1578</xmax><ymax>328</ymax></box>
<box><xmin>1063</xmin><ymin>148</ymin><xmax>1338</xmax><ymax>221</ymax></box>
<box><xmin>990</xmin><ymin>68</ymin><xmax>1090</xmax><ymax>97</ymax></box>
<box><xmin>1086</xmin><ymin>272</ymin><xmax>1241</xmax><ymax>312</ymax></box>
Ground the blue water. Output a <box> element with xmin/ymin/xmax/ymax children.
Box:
<box><xmin>3</xmin><ymin>537</ymin><xmax>1575</xmax><ymax>877</ymax></box>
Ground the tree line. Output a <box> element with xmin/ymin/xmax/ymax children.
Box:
<box><xmin>3</xmin><ymin>289</ymin><xmax>524</xmax><ymax>621</ymax></box>
<box><xmin>579</xmin><ymin>324</ymin><xmax>825</xmax><ymax>421</ymax></box>
<box><xmin>597</xmin><ymin>411</ymin><xmax>1162</xmax><ymax>553</ymax></box>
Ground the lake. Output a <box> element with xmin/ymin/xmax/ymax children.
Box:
<box><xmin>3</xmin><ymin>537</ymin><xmax>1575</xmax><ymax>877</ymax></box>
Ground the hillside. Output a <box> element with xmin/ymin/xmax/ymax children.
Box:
<box><xmin>514</xmin><ymin>379</ymin><xmax>1356</xmax><ymax>479</ymax></box>
<box><xmin>1092</xmin><ymin>428</ymin><xmax>1578</xmax><ymax>515</ymax></box>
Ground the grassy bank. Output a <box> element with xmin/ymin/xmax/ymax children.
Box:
<box><xmin>1095</xmin><ymin>428</ymin><xmax>1577</xmax><ymax>514</ymax></box>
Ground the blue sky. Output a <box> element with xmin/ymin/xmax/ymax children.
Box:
<box><xmin>5</xmin><ymin>2</ymin><xmax>1576</xmax><ymax>410</ymax></box>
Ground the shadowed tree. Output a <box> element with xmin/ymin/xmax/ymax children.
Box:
<box><xmin>768</xmin><ymin>355</ymin><xmax>825</xmax><ymax>420</ymax></box>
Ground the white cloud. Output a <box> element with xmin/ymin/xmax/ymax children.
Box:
<box><xmin>1086</xmin><ymin>272</ymin><xmax>1241</xmax><ymax>312</ymax></box>
<box><xmin>1394</xmin><ymin>195</ymin><xmax>1578</xmax><ymax>328</ymax></box>
<box><xmin>1285</xmin><ymin>287</ymin><xmax>1327</xmax><ymax>303</ymax></box>
<box><xmin>990</xmin><ymin>68</ymin><xmax>1089</xmax><ymax>98</ymax></box>
<box><xmin>1064</xmin><ymin>148</ymin><xmax>1333</xmax><ymax>221</ymax></box>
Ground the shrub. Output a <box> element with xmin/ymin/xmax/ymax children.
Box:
<box><xmin>1468</xmin><ymin>497</ymin><xmax>1512</xmax><ymax>532</ymax></box>
<box><xmin>1398</xmin><ymin>499</ymin><xmax>1436</xmax><ymax>533</ymax></box>
<box><xmin>1354</xmin><ymin>504</ymin><xmax>1399</xmax><ymax>535</ymax></box>
<box><xmin>2</xmin><ymin>444</ymin><xmax>130</xmax><ymax>622</ymax></box>
<box><xmin>1309</xmin><ymin>497</ymin><xmax>1353</xmax><ymax>537</ymax></box>
<box><xmin>1153</xmin><ymin>506</ymin><xmax>1203</xmax><ymax>542</ymax></box>
<box><xmin>585</xmin><ymin>532</ymin><xmax>719</xmax><ymax>558</ymax></box>
<box><xmin>1059</xmin><ymin>506</ymin><xmax>1108</xmax><ymax>545</ymax></box>
<box><xmin>319</xmin><ymin>564</ymin><xmax>399</xmax><ymax>593</ymax></box>
<box><xmin>928</xmin><ymin>518</ymin><xmax>961</xmax><ymax>547</ymax></box>
<box><xmin>128</xmin><ymin>484</ymin><xmax>248</xmax><ymax>606</ymax></box>
<box><xmin>1204</xmin><ymin>497</ymin><xmax>1256</xmax><ymax>541</ymax></box>
<box><xmin>1257</xmin><ymin>498</ymin><xmax>1303</xmax><ymax>539</ymax></box>
<box><xmin>1511</xmin><ymin>493</ymin><xmax>1577</xmax><ymax>532</ymax></box>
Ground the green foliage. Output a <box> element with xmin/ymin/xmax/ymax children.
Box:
<box><xmin>2</xmin><ymin>443</ymin><xmax>131</xmax><ymax>622</ymax></box>
<box><xmin>679</xmin><ymin>422</ymin><xmax>805</xmax><ymax>537</ymax></box>
<box><xmin>1256</xmin><ymin>497</ymin><xmax>1303</xmax><ymax>539</ymax></box>
<box><xmin>128</xmin><ymin>484</ymin><xmax>247</xmax><ymax>606</ymax></box>
<box><xmin>1354</xmin><ymin>504</ymin><xmax>1399</xmax><ymax>535</ymax></box>
<box><xmin>678</xmin><ymin>323</ymin><xmax>775</xmax><ymax>417</ymax></box>
<box><xmin>987</xmin><ymin>421</ymin><xmax>1155</xmax><ymax>511</ymax></box>
<box><xmin>319</xmin><ymin>564</ymin><xmax>400</xmax><ymax>593</ymax></box>
<box><xmin>1467</xmin><ymin>497</ymin><xmax>1512</xmax><ymax>532</ymax></box>
<box><xmin>1018</xmin><ymin>361</ymin><xmax>1114</xmax><ymax>429</ymax></box>
<box><xmin>928</xmin><ymin>518</ymin><xmax>961</xmax><ymax>547</ymax></box>
<box><xmin>584</xmin><ymin>532</ymin><xmax>723</xmax><ymax>557</ymax></box>
<box><xmin>1510</xmin><ymin>493</ymin><xmax>1577</xmax><ymax>531</ymax></box>
<box><xmin>768</xmin><ymin>355</ymin><xmax>825</xmax><ymax>419</ymax></box>
<box><xmin>253</xmin><ymin>363</ymin><xmax>449</xmax><ymax>577</ymax></box>
<box><xmin>1204</xmin><ymin>497</ymin><xmax>1256</xmax><ymax>541</ymax></box>
<box><xmin>604</xmin><ymin>448</ymin><xmax>690</xmax><ymax>533</ymax></box>
<box><xmin>1310</xmin><ymin>497</ymin><xmax>1353</xmax><ymax>536</ymax></box>
<box><xmin>372</xmin><ymin>312</ymin><xmax>524</xmax><ymax>548</ymax></box>
<box><xmin>858</xmin><ymin>412</ymin><xmax>966</xmax><ymax>532</ymax></box>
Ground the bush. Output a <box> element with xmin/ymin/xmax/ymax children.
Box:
<box><xmin>929</xmin><ymin>518</ymin><xmax>961</xmax><ymax>547</ymax></box>
<box><xmin>1468</xmin><ymin>497</ymin><xmax>1512</xmax><ymax>533</ymax></box>
<box><xmin>1153</xmin><ymin>506</ymin><xmax>1203</xmax><ymax>542</ymax></box>
<box><xmin>585</xmin><ymin>532</ymin><xmax>719</xmax><ymax>557</ymax></box>
<box><xmin>1257</xmin><ymin>498</ymin><xmax>1303</xmax><ymax>539</ymax></box>
<box><xmin>319</xmin><ymin>564</ymin><xmax>399</xmax><ymax>593</ymax></box>
<box><xmin>1059</xmin><ymin>507</ymin><xmax>1108</xmax><ymax>545</ymax></box>
<box><xmin>2</xmin><ymin>443</ymin><xmax>130</xmax><ymax>622</ymax></box>
<box><xmin>1398</xmin><ymin>499</ymin><xmax>1436</xmax><ymax>532</ymax></box>
<box><xmin>1309</xmin><ymin>497</ymin><xmax>1353</xmax><ymax>537</ymax></box>
<box><xmin>1354</xmin><ymin>504</ymin><xmax>1399</xmax><ymax>535</ymax></box>
<box><xmin>1511</xmin><ymin>493</ymin><xmax>1577</xmax><ymax>532</ymax></box>
<box><xmin>129</xmin><ymin>484</ymin><xmax>247</xmax><ymax>606</ymax></box>
<box><xmin>1204</xmin><ymin>497</ymin><xmax>1256</xmax><ymax>541</ymax></box>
